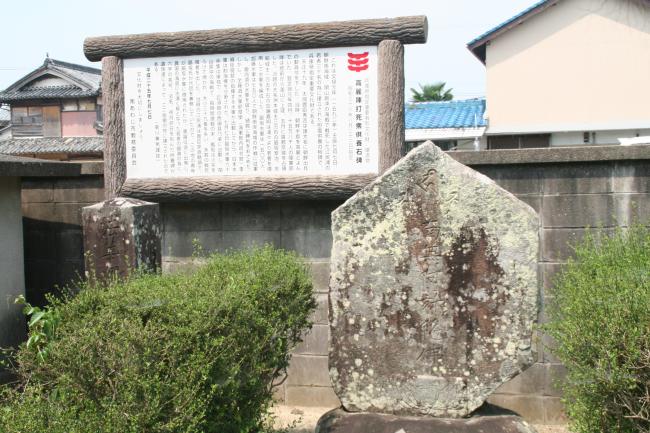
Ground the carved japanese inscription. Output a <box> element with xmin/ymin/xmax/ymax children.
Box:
<box><xmin>329</xmin><ymin>142</ymin><xmax>539</xmax><ymax>417</ymax></box>
<box><xmin>82</xmin><ymin>198</ymin><xmax>162</xmax><ymax>282</ymax></box>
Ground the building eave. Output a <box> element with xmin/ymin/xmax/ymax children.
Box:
<box><xmin>0</xmin><ymin>58</ymin><xmax>101</xmax><ymax>104</ymax></box>
<box><xmin>467</xmin><ymin>0</ymin><xmax>561</xmax><ymax>64</ymax></box>
<box><xmin>486</xmin><ymin>121</ymin><xmax>650</xmax><ymax>135</ymax></box>
<box><xmin>4</xmin><ymin>66</ymin><xmax>93</xmax><ymax>94</ymax></box>
<box><xmin>406</xmin><ymin>127</ymin><xmax>486</xmax><ymax>142</ymax></box>
<box><xmin>0</xmin><ymin>88</ymin><xmax>100</xmax><ymax>103</ymax></box>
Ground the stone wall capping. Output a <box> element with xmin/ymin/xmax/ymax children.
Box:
<box><xmin>0</xmin><ymin>154</ymin><xmax>83</xmax><ymax>178</ymax></box>
<box><xmin>79</xmin><ymin>161</ymin><xmax>104</xmax><ymax>176</ymax></box>
<box><xmin>450</xmin><ymin>145</ymin><xmax>650</xmax><ymax>166</ymax></box>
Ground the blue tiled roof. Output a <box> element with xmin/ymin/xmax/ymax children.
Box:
<box><xmin>468</xmin><ymin>0</ymin><xmax>552</xmax><ymax>46</ymax></box>
<box><xmin>467</xmin><ymin>0</ymin><xmax>559</xmax><ymax>63</ymax></box>
<box><xmin>405</xmin><ymin>99</ymin><xmax>486</xmax><ymax>129</ymax></box>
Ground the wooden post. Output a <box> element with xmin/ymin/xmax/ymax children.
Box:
<box><xmin>86</xmin><ymin>17</ymin><xmax>427</xmax><ymax>202</ymax></box>
<box><xmin>84</xmin><ymin>16</ymin><xmax>427</xmax><ymax>61</ymax></box>
<box><xmin>120</xmin><ymin>174</ymin><xmax>376</xmax><ymax>202</ymax></box>
<box><xmin>378</xmin><ymin>40</ymin><xmax>405</xmax><ymax>174</ymax></box>
<box><xmin>102</xmin><ymin>56</ymin><xmax>126</xmax><ymax>199</ymax></box>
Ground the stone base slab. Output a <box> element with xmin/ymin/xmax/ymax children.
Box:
<box><xmin>315</xmin><ymin>408</ymin><xmax>538</xmax><ymax>433</ymax></box>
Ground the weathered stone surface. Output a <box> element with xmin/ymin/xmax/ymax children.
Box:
<box><xmin>315</xmin><ymin>408</ymin><xmax>538</xmax><ymax>433</ymax></box>
<box><xmin>329</xmin><ymin>142</ymin><xmax>539</xmax><ymax>417</ymax></box>
<box><xmin>82</xmin><ymin>197</ymin><xmax>161</xmax><ymax>282</ymax></box>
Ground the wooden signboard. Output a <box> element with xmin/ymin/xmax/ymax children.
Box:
<box><xmin>84</xmin><ymin>16</ymin><xmax>428</xmax><ymax>201</ymax></box>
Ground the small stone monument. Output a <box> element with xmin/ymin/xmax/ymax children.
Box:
<box><xmin>82</xmin><ymin>197</ymin><xmax>162</xmax><ymax>282</ymax></box>
<box><xmin>318</xmin><ymin>142</ymin><xmax>539</xmax><ymax>432</ymax></box>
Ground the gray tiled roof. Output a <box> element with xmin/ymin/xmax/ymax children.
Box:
<box><xmin>0</xmin><ymin>137</ymin><xmax>103</xmax><ymax>155</ymax></box>
<box><xmin>0</xmin><ymin>58</ymin><xmax>101</xmax><ymax>103</ymax></box>
<box><xmin>47</xmin><ymin>59</ymin><xmax>101</xmax><ymax>89</ymax></box>
<box><xmin>0</xmin><ymin>86</ymin><xmax>99</xmax><ymax>101</ymax></box>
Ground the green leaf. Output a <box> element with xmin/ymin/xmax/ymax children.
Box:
<box><xmin>28</xmin><ymin>311</ymin><xmax>45</xmax><ymax>327</ymax></box>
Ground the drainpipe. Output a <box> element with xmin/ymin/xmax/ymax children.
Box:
<box><xmin>473</xmin><ymin>114</ymin><xmax>480</xmax><ymax>151</ymax></box>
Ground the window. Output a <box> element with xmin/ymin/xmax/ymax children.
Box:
<box><xmin>62</xmin><ymin>100</ymin><xmax>78</xmax><ymax>111</ymax></box>
<box><xmin>434</xmin><ymin>140</ymin><xmax>458</xmax><ymax>151</ymax></box>
<box><xmin>61</xmin><ymin>98</ymin><xmax>97</xmax><ymax>112</ymax></box>
<box><xmin>404</xmin><ymin>140</ymin><xmax>458</xmax><ymax>155</ymax></box>
<box><xmin>11</xmin><ymin>107</ymin><xmax>43</xmax><ymax>124</ymax></box>
<box><xmin>488</xmin><ymin>134</ymin><xmax>550</xmax><ymax>150</ymax></box>
<box><xmin>11</xmin><ymin>107</ymin><xmax>28</xmax><ymax>123</ymax></box>
<box><xmin>11</xmin><ymin>105</ymin><xmax>60</xmax><ymax>137</ymax></box>
<box><xmin>78</xmin><ymin>98</ymin><xmax>96</xmax><ymax>111</ymax></box>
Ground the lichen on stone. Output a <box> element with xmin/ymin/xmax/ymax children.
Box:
<box><xmin>329</xmin><ymin>142</ymin><xmax>539</xmax><ymax>418</ymax></box>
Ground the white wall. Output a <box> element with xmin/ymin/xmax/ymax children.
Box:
<box><xmin>0</xmin><ymin>177</ymin><xmax>26</xmax><ymax>350</ymax></box>
<box><xmin>486</xmin><ymin>0</ymin><xmax>650</xmax><ymax>134</ymax></box>
<box><xmin>551</xmin><ymin>128</ymin><xmax>650</xmax><ymax>146</ymax></box>
<box><xmin>29</xmin><ymin>75</ymin><xmax>70</xmax><ymax>88</ymax></box>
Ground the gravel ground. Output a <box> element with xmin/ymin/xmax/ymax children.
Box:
<box><xmin>270</xmin><ymin>405</ymin><xmax>571</xmax><ymax>433</ymax></box>
<box><xmin>535</xmin><ymin>427</ymin><xmax>570</xmax><ymax>433</ymax></box>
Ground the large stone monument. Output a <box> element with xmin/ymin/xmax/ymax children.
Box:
<box><xmin>319</xmin><ymin>142</ymin><xmax>539</xmax><ymax>432</ymax></box>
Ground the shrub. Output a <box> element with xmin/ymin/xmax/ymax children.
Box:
<box><xmin>544</xmin><ymin>225</ymin><xmax>650</xmax><ymax>433</ymax></box>
<box><xmin>0</xmin><ymin>246</ymin><xmax>315</xmax><ymax>433</ymax></box>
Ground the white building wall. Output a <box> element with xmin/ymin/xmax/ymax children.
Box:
<box><xmin>29</xmin><ymin>76</ymin><xmax>71</xmax><ymax>88</ymax></box>
<box><xmin>551</xmin><ymin>128</ymin><xmax>650</xmax><ymax>146</ymax></box>
<box><xmin>485</xmin><ymin>0</ymin><xmax>650</xmax><ymax>135</ymax></box>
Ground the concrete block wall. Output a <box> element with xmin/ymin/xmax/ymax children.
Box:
<box><xmin>475</xmin><ymin>159</ymin><xmax>650</xmax><ymax>424</ymax></box>
<box><xmin>160</xmin><ymin>200</ymin><xmax>343</xmax><ymax>408</ymax></box>
<box><xmin>21</xmin><ymin>174</ymin><xmax>104</xmax><ymax>306</ymax></box>
<box><xmin>16</xmin><ymin>148</ymin><xmax>650</xmax><ymax>424</ymax></box>
<box><xmin>158</xmin><ymin>158</ymin><xmax>650</xmax><ymax>423</ymax></box>
<box><xmin>0</xmin><ymin>177</ymin><xmax>27</xmax><ymax>352</ymax></box>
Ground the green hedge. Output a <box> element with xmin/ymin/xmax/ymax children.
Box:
<box><xmin>0</xmin><ymin>246</ymin><xmax>315</xmax><ymax>433</ymax></box>
<box><xmin>544</xmin><ymin>225</ymin><xmax>650</xmax><ymax>433</ymax></box>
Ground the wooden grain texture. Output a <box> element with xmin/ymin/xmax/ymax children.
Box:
<box><xmin>102</xmin><ymin>56</ymin><xmax>126</xmax><ymax>199</ymax></box>
<box><xmin>377</xmin><ymin>40</ymin><xmax>405</xmax><ymax>174</ymax></box>
<box><xmin>84</xmin><ymin>16</ymin><xmax>427</xmax><ymax>61</ymax></box>
<box><xmin>121</xmin><ymin>175</ymin><xmax>376</xmax><ymax>202</ymax></box>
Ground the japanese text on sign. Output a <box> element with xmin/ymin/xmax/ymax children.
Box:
<box><xmin>123</xmin><ymin>46</ymin><xmax>378</xmax><ymax>178</ymax></box>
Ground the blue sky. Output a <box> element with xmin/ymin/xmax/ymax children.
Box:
<box><xmin>0</xmin><ymin>0</ymin><xmax>534</xmax><ymax>100</ymax></box>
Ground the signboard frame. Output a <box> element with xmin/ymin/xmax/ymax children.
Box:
<box><xmin>84</xmin><ymin>16</ymin><xmax>428</xmax><ymax>201</ymax></box>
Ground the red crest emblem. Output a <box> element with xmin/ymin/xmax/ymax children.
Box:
<box><xmin>347</xmin><ymin>52</ymin><xmax>369</xmax><ymax>72</ymax></box>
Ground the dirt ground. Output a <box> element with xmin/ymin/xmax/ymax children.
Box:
<box><xmin>270</xmin><ymin>405</ymin><xmax>571</xmax><ymax>433</ymax></box>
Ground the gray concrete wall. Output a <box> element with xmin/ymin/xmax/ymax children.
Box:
<box><xmin>21</xmin><ymin>173</ymin><xmax>104</xmax><ymax>306</ymax></box>
<box><xmin>0</xmin><ymin>177</ymin><xmax>26</xmax><ymax>349</ymax></box>
<box><xmin>18</xmin><ymin>149</ymin><xmax>650</xmax><ymax>424</ymax></box>
<box><xmin>476</xmin><ymin>159</ymin><xmax>649</xmax><ymax>424</ymax></box>
<box><xmin>161</xmin><ymin>200</ymin><xmax>342</xmax><ymax>407</ymax></box>
<box><xmin>160</xmin><ymin>156</ymin><xmax>650</xmax><ymax>424</ymax></box>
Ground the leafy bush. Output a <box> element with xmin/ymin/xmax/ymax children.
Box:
<box><xmin>0</xmin><ymin>246</ymin><xmax>315</xmax><ymax>433</ymax></box>
<box><xmin>544</xmin><ymin>225</ymin><xmax>650</xmax><ymax>433</ymax></box>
